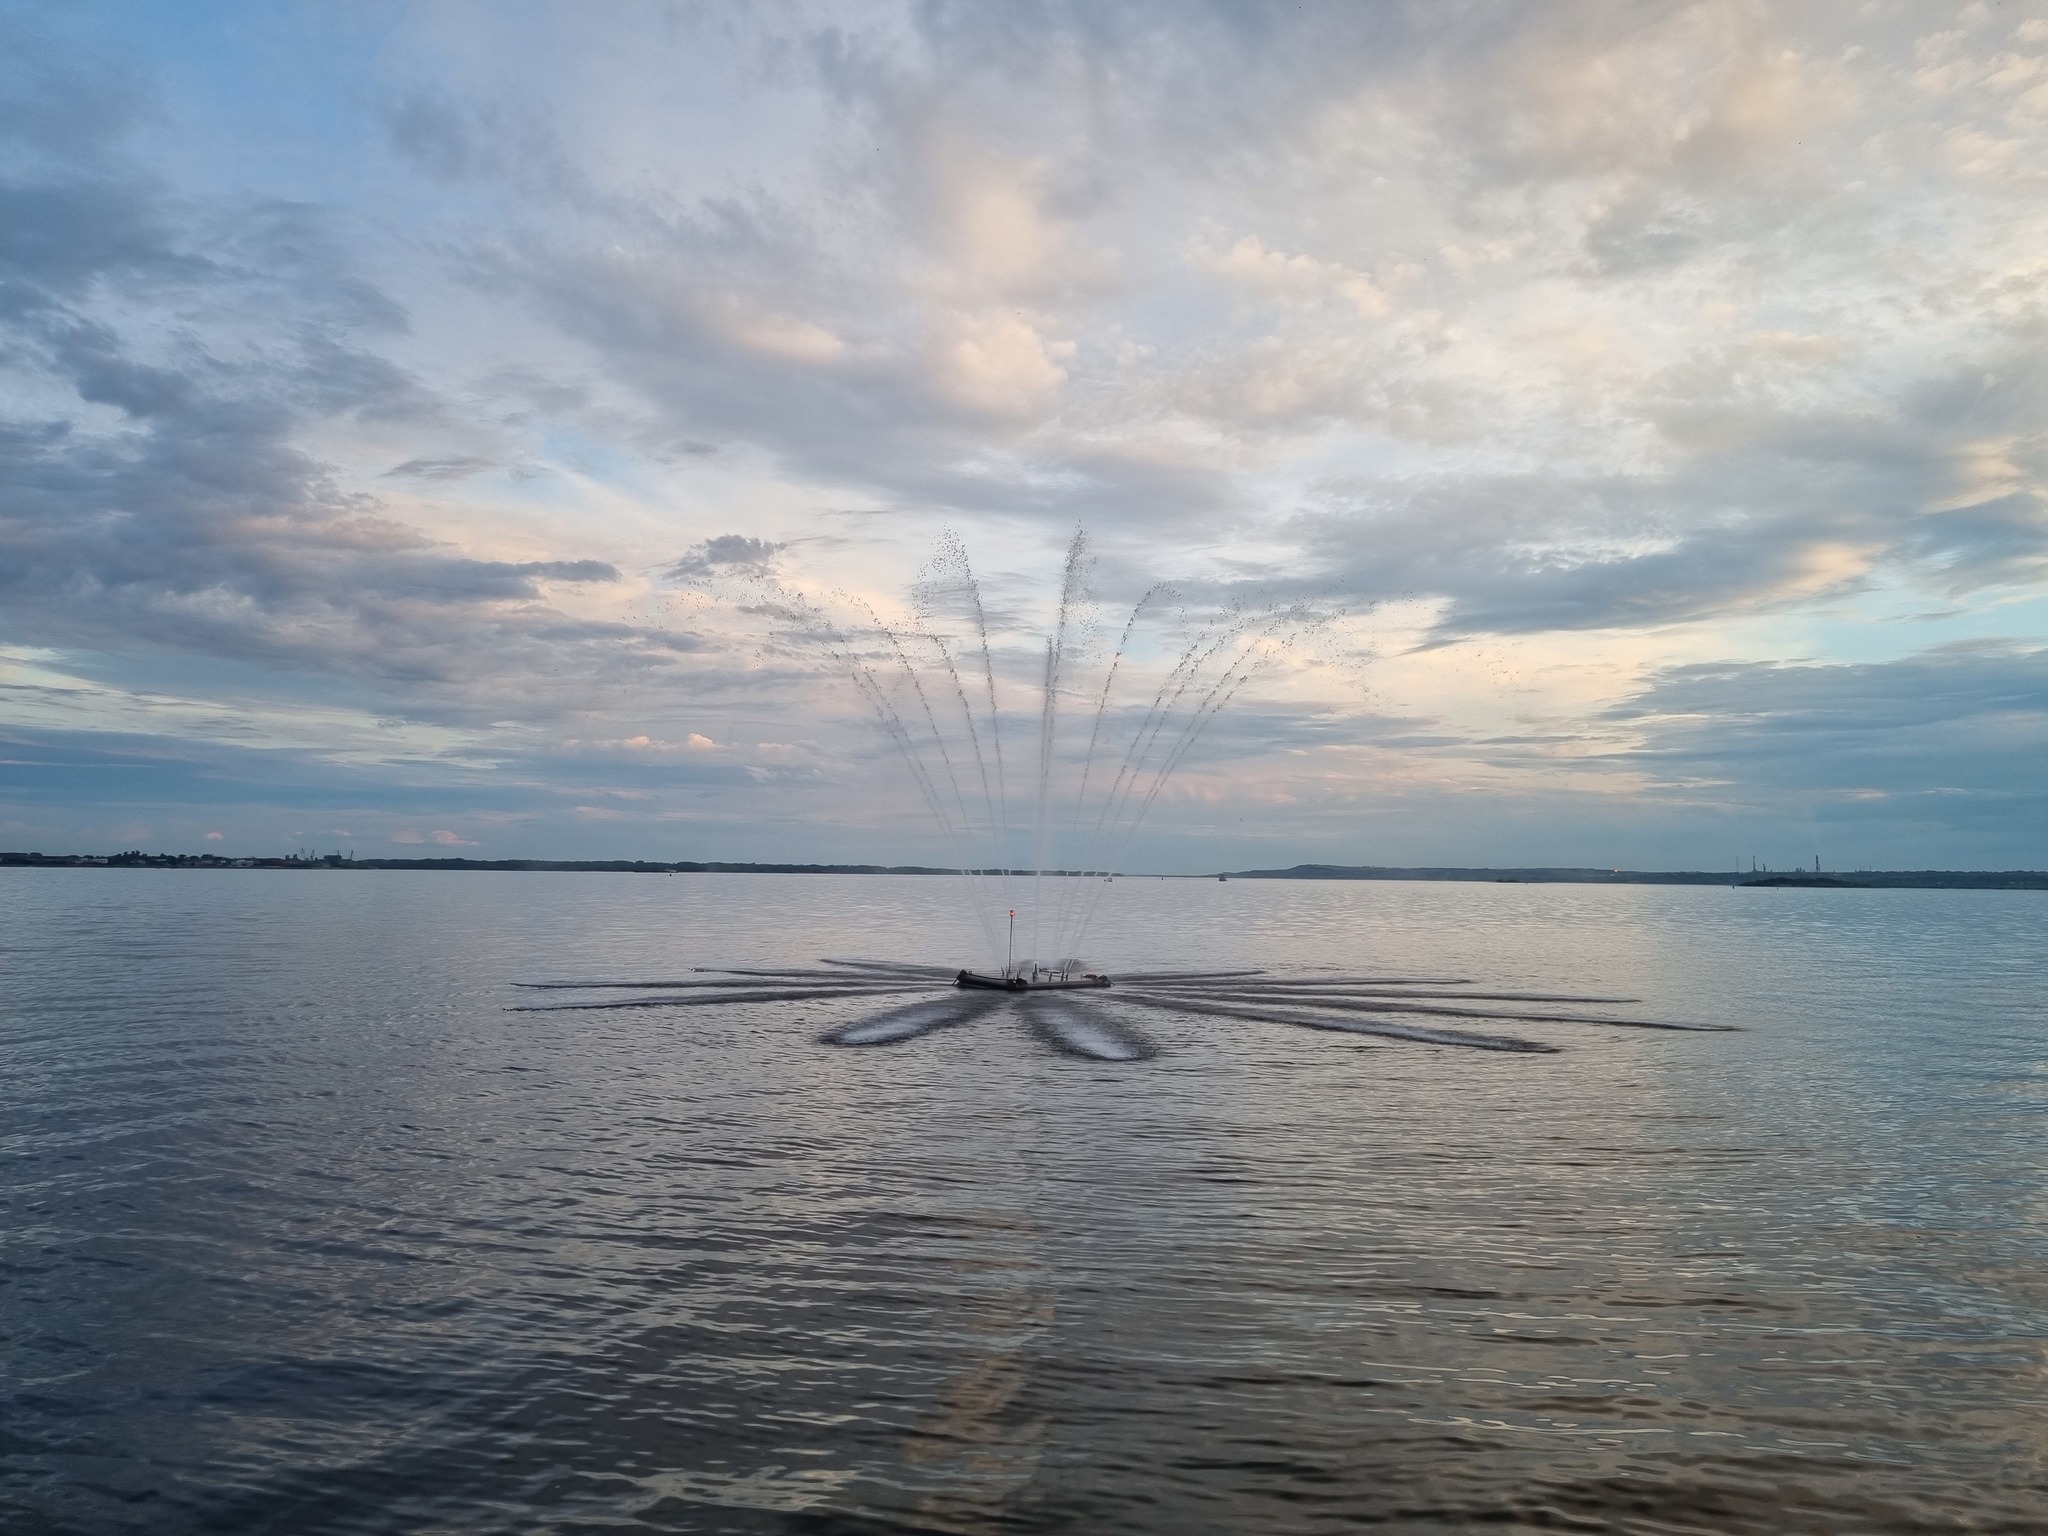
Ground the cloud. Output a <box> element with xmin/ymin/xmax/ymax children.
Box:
<box><xmin>0</xmin><ymin>29</ymin><xmax>692</xmax><ymax>735</ymax></box>
<box><xmin>382</xmin><ymin>91</ymin><xmax>503</xmax><ymax>184</ymax></box>
<box><xmin>1600</xmin><ymin>642</ymin><xmax>2048</xmax><ymax>848</ymax></box>
<box><xmin>384</xmin><ymin>455</ymin><xmax>496</xmax><ymax>480</ymax></box>
<box><xmin>1291</xmin><ymin>322</ymin><xmax>2048</xmax><ymax>640</ymax></box>
<box><xmin>666</xmin><ymin>535</ymin><xmax>784</xmax><ymax>578</ymax></box>
<box><xmin>5</xmin><ymin>2</ymin><xmax>2048</xmax><ymax>864</ymax></box>
<box><xmin>929</xmin><ymin>310</ymin><xmax>1075</xmax><ymax>417</ymax></box>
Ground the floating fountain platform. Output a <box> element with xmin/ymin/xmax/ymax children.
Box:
<box><xmin>955</xmin><ymin>966</ymin><xmax>1111</xmax><ymax>992</ymax></box>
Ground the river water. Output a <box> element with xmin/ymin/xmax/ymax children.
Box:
<box><xmin>4</xmin><ymin>871</ymin><xmax>2046</xmax><ymax>1533</ymax></box>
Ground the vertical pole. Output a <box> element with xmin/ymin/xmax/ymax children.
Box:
<box><xmin>1008</xmin><ymin>909</ymin><xmax>1015</xmax><ymax>978</ymax></box>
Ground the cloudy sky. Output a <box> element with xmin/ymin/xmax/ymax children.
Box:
<box><xmin>4</xmin><ymin>0</ymin><xmax>2046</xmax><ymax>870</ymax></box>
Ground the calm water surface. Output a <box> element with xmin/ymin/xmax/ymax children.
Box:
<box><xmin>4</xmin><ymin>871</ymin><xmax>2047</xmax><ymax>1533</ymax></box>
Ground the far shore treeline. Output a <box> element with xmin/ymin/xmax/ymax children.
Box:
<box><xmin>3</xmin><ymin>851</ymin><xmax>2045</xmax><ymax>889</ymax></box>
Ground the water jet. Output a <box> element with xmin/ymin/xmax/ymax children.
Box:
<box><xmin>713</xmin><ymin>527</ymin><xmax>1331</xmax><ymax>980</ymax></box>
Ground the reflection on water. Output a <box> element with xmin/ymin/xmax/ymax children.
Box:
<box><xmin>4</xmin><ymin>872</ymin><xmax>2047</xmax><ymax>1532</ymax></box>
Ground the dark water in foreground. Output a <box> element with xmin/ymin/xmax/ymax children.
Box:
<box><xmin>5</xmin><ymin>871</ymin><xmax>2047</xmax><ymax>1534</ymax></box>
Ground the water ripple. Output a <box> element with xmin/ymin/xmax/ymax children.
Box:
<box><xmin>5</xmin><ymin>872</ymin><xmax>2047</xmax><ymax>1532</ymax></box>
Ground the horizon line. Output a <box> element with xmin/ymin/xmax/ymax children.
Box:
<box><xmin>5</xmin><ymin>851</ymin><xmax>2047</xmax><ymax>885</ymax></box>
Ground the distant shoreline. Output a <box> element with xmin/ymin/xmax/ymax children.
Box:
<box><xmin>3</xmin><ymin>851</ymin><xmax>2045</xmax><ymax>889</ymax></box>
<box><xmin>0</xmin><ymin>853</ymin><xmax>964</xmax><ymax>875</ymax></box>
<box><xmin>1222</xmin><ymin>863</ymin><xmax>2048</xmax><ymax>890</ymax></box>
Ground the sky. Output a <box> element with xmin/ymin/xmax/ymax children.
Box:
<box><xmin>3</xmin><ymin>0</ymin><xmax>2046</xmax><ymax>872</ymax></box>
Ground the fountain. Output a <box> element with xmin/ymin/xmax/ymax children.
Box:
<box><xmin>511</xmin><ymin>533</ymin><xmax>1733</xmax><ymax>1059</ymax></box>
<box><xmin>738</xmin><ymin>528</ymin><xmax>1330</xmax><ymax>979</ymax></box>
